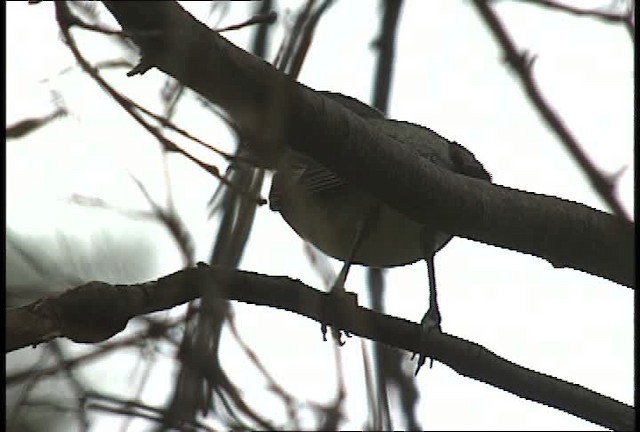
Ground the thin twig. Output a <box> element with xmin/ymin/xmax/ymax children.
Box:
<box><xmin>7</xmin><ymin>315</ymin><xmax>185</xmax><ymax>386</ymax></box>
<box><xmin>472</xmin><ymin>0</ymin><xmax>631</xmax><ymax>221</ymax></box>
<box><xmin>215</xmin><ymin>11</ymin><xmax>277</xmax><ymax>33</ymax></box>
<box><xmin>53</xmin><ymin>2</ymin><xmax>266</xmax><ymax>206</ymax></box>
<box><xmin>515</xmin><ymin>0</ymin><xmax>635</xmax><ymax>41</ymax></box>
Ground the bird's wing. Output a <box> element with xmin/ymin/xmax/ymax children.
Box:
<box><xmin>270</xmin><ymin>93</ymin><xmax>491</xmax><ymax>213</ymax></box>
<box><xmin>268</xmin><ymin>151</ymin><xmax>349</xmax><ymax>212</ymax></box>
<box><xmin>448</xmin><ymin>140</ymin><xmax>492</xmax><ymax>182</ymax></box>
<box><xmin>319</xmin><ymin>91</ymin><xmax>385</xmax><ymax>120</ymax></box>
<box><xmin>289</xmin><ymin>152</ymin><xmax>348</xmax><ymax>192</ymax></box>
<box><xmin>272</xmin><ymin>91</ymin><xmax>386</xmax><ymax>204</ymax></box>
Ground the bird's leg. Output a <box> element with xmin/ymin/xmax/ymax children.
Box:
<box><xmin>330</xmin><ymin>221</ymin><xmax>367</xmax><ymax>294</ymax></box>
<box><xmin>321</xmin><ymin>206</ymin><xmax>379</xmax><ymax>345</ymax></box>
<box><xmin>330</xmin><ymin>257</ymin><xmax>353</xmax><ymax>296</ymax></box>
<box><xmin>414</xmin><ymin>254</ymin><xmax>442</xmax><ymax>375</ymax></box>
<box><xmin>320</xmin><ymin>223</ymin><xmax>363</xmax><ymax>345</ymax></box>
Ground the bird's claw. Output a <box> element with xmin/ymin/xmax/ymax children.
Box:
<box><xmin>412</xmin><ymin>307</ymin><xmax>442</xmax><ymax>375</ymax></box>
<box><xmin>320</xmin><ymin>288</ymin><xmax>357</xmax><ymax>346</ymax></box>
<box><xmin>321</xmin><ymin>323</ymin><xmax>352</xmax><ymax>345</ymax></box>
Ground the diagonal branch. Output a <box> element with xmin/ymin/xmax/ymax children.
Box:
<box><xmin>513</xmin><ymin>0</ymin><xmax>635</xmax><ymax>40</ymax></box>
<box><xmin>53</xmin><ymin>1</ymin><xmax>266</xmax><ymax>206</ymax></box>
<box><xmin>100</xmin><ymin>1</ymin><xmax>634</xmax><ymax>289</ymax></box>
<box><xmin>472</xmin><ymin>0</ymin><xmax>631</xmax><ymax>222</ymax></box>
<box><xmin>5</xmin><ymin>264</ymin><xmax>633</xmax><ymax>431</ymax></box>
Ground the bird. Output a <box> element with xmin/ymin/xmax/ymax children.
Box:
<box><xmin>268</xmin><ymin>91</ymin><xmax>491</xmax><ymax>374</ymax></box>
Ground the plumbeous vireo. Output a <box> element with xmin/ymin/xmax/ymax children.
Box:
<box><xmin>268</xmin><ymin>91</ymin><xmax>491</xmax><ymax>373</ymax></box>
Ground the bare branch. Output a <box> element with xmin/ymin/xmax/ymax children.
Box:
<box><xmin>6</xmin><ymin>107</ymin><xmax>67</xmax><ymax>139</ymax></box>
<box><xmin>5</xmin><ymin>263</ymin><xmax>634</xmax><ymax>430</ymax></box>
<box><xmin>214</xmin><ymin>11</ymin><xmax>277</xmax><ymax>33</ymax></box>
<box><xmin>53</xmin><ymin>1</ymin><xmax>266</xmax><ymax>206</ymax></box>
<box><xmin>101</xmin><ymin>1</ymin><xmax>634</xmax><ymax>289</ymax></box>
<box><xmin>515</xmin><ymin>0</ymin><xmax>632</xmax><ymax>24</ymax></box>
<box><xmin>472</xmin><ymin>0</ymin><xmax>631</xmax><ymax>221</ymax></box>
<box><xmin>514</xmin><ymin>0</ymin><xmax>635</xmax><ymax>40</ymax></box>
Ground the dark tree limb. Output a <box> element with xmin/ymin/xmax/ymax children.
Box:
<box><xmin>5</xmin><ymin>264</ymin><xmax>634</xmax><ymax>430</ymax></box>
<box><xmin>100</xmin><ymin>1</ymin><xmax>633</xmax><ymax>289</ymax></box>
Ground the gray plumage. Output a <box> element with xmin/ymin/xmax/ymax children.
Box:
<box><xmin>269</xmin><ymin>91</ymin><xmax>490</xmax><ymax>267</ymax></box>
<box><xmin>269</xmin><ymin>91</ymin><xmax>491</xmax><ymax>372</ymax></box>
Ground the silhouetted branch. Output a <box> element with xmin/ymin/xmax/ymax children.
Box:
<box><xmin>7</xmin><ymin>315</ymin><xmax>185</xmax><ymax>384</ymax></box>
<box><xmin>5</xmin><ymin>263</ymin><xmax>633</xmax><ymax>430</ymax></box>
<box><xmin>472</xmin><ymin>0</ymin><xmax>631</xmax><ymax>221</ymax></box>
<box><xmin>514</xmin><ymin>0</ymin><xmax>634</xmax><ymax>40</ymax></box>
<box><xmin>84</xmin><ymin>391</ymin><xmax>216</xmax><ymax>431</ymax></box>
<box><xmin>6</xmin><ymin>107</ymin><xmax>66</xmax><ymax>139</ymax></box>
<box><xmin>167</xmin><ymin>0</ymin><xmax>277</xmax><ymax>424</ymax></box>
<box><xmin>100</xmin><ymin>1</ymin><xmax>634</xmax><ymax>289</ymax></box>
<box><xmin>54</xmin><ymin>1</ymin><xmax>266</xmax><ymax>206</ymax></box>
<box><xmin>215</xmin><ymin>10</ymin><xmax>277</xmax><ymax>33</ymax></box>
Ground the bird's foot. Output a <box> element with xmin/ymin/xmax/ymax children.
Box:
<box><xmin>320</xmin><ymin>284</ymin><xmax>357</xmax><ymax>346</ymax></box>
<box><xmin>320</xmin><ymin>322</ymin><xmax>353</xmax><ymax>346</ymax></box>
<box><xmin>411</xmin><ymin>307</ymin><xmax>442</xmax><ymax>375</ymax></box>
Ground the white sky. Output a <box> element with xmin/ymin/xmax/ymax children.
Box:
<box><xmin>6</xmin><ymin>1</ymin><xmax>634</xmax><ymax>431</ymax></box>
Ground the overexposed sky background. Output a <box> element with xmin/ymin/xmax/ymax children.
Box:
<box><xmin>6</xmin><ymin>1</ymin><xmax>633</xmax><ymax>431</ymax></box>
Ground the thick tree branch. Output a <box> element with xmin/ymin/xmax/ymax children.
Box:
<box><xmin>5</xmin><ymin>264</ymin><xmax>633</xmax><ymax>430</ymax></box>
<box><xmin>99</xmin><ymin>1</ymin><xmax>633</xmax><ymax>289</ymax></box>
